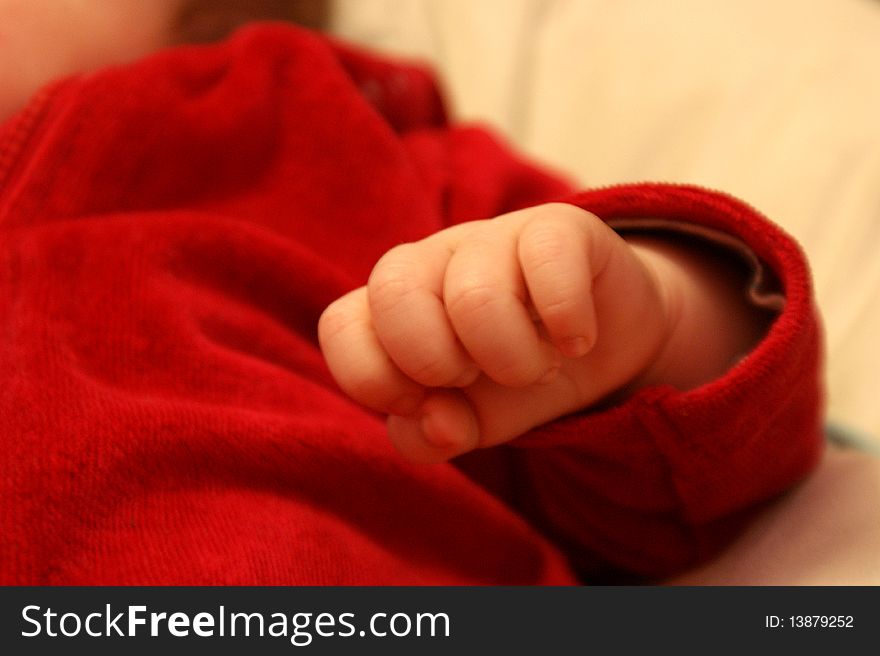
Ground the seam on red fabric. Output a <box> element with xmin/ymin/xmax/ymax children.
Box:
<box><xmin>0</xmin><ymin>89</ymin><xmax>53</xmax><ymax>202</ymax></box>
<box><xmin>645</xmin><ymin>333</ymin><xmax>820</xmax><ymax>526</ymax></box>
<box><xmin>630</xmin><ymin>395</ymin><xmax>703</xmax><ymax>563</ymax></box>
<box><xmin>0</xmin><ymin>80</ymin><xmax>80</xmax><ymax>225</ymax></box>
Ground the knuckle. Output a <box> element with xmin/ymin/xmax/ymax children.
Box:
<box><xmin>522</xmin><ymin>203</ymin><xmax>598</xmax><ymax>242</ymax></box>
<box><xmin>520</xmin><ymin>204</ymin><xmax>592</xmax><ymax>260</ymax></box>
<box><xmin>317</xmin><ymin>298</ymin><xmax>357</xmax><ymax>342</ymax></box>
<box><xmin>405</xmin><ymin>355</ymin><xmax>458</xmax><ymax>386</ymax></box>
<box><xmin>488</xmin><ymin>359</ymin><xmax>539</xmax><ymax>388</ymax></box>
<box><xmin>521</xmin><ymin>222</ymin><xmax>568</xmax><ymax>269</ymax></box>
<box><xmin>538</xmin><ymin>202</ymin><xmax>596</xmax><ymax>225</ymax></box>
<box><xmin>535</xmin><ymin>293</ymin><xmax>579</xmax><ymax>323</ymax></box>
<box><xmin>445</xmin><ymin>279</ymin><xmax>502</xmax><ymax>321</ymax></box>
<box><xmin>368</xmin><ymin>247</ymin><xmax>420</xmax><ymax>312</ymax></box>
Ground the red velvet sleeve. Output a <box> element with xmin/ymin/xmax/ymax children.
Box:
<box><xmin>456</xmin><ymin>184</ymin><xmax>825</xmax><ymax>580</ymax></box>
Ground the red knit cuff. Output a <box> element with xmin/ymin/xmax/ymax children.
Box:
<box><xmin>513</xmin><ymin>183</ymin><xmax>824</xmax><ymax>524</ymax></box>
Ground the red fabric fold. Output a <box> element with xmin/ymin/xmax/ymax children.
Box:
<box><xmin>0</xmin><ymin>25</ymin><xmax>822</xmax><ymax>584</ymax></box>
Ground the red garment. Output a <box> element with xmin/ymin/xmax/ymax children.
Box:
<box><xmin>0</xmin><ymin>25</ymin><xmax>823</xmax><ymax>584</ymax></box>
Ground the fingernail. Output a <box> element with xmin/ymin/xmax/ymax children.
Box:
<box><xmin>559</xmin><ymin>336</ymin><xmax>591</xmax><ymax>359</ymax></box>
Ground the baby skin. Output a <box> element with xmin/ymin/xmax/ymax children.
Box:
<box><xmin>319</xmin><ymin>203</ymin><xmax>768</xmax><ymax>463</ymax></box>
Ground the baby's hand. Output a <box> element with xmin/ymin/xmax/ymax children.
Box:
<box><xmin>319</xmin><ymin>203</ymin><xmax>685</xmax><ymax>463</ymax></box>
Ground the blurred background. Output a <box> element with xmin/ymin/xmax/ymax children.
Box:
<box><xmin>330</xmin><ymin>0</ymin><xmax>880</xmax><ymax>442</ymax></box>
